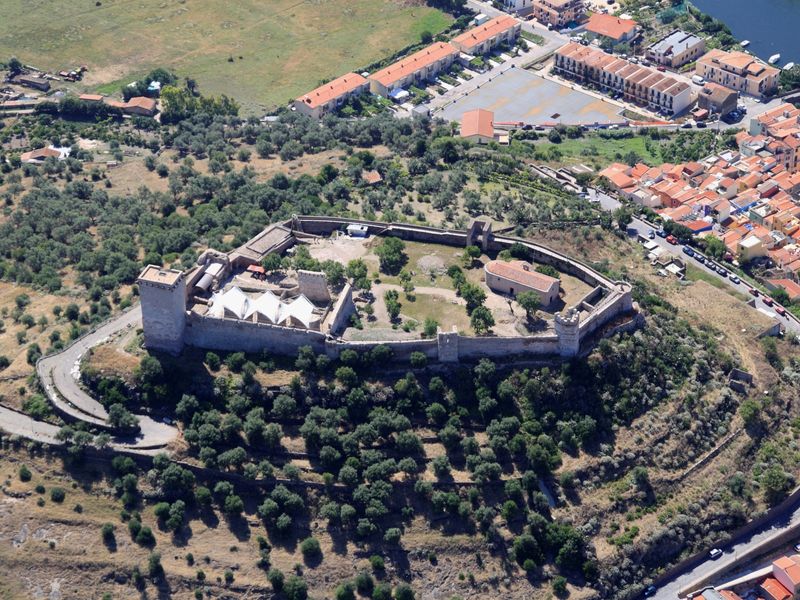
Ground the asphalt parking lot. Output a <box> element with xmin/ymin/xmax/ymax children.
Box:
<box><xmin>438</xmin><ymin>68</ymin><xmax>625</xmax><ymax>126</ymax></box>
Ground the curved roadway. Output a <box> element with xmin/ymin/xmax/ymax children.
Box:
<box><xmin>35</xmin><ymin>305</ymin><xmax>177</xmax><ymax>450</ymax></box>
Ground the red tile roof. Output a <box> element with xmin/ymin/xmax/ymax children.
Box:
<box><xmin>761</xmin><ymin>577</ymin><xmax>792</xmax><ymax>600</ymax></box>
<box><xmin>586</xmin><ymin>13</ymin><xmax>638</xmax><ymax>41</ymax></box>
<box><xmin>485</xmin><ymin>260</ymin><xmax>559</xmax><ymax>293</ymax></box>
<box><xmin>451</xmin><ymin>15</ymin><xmax>519</xmax><ymax>52</ymax></box>
<box><xmin>297</xmin><ymin>73</ymin><xmax>368</xmax><ymax>109</ymax></box>
<box><xmin>768</xmin><ymin>278</ymin><xmax>800</xmax><ymax>301</ymax></box>
<box><xmin>461</xmin><ymin>108</ymin><xmax>494</xmax><ymax>139</ymax></box>
<box><xmin>369</xmin><ymin>42</ymin><xmax>458</xmax><ymax>87</ymax></box>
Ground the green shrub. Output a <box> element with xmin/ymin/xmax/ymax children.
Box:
<box><xmin>300</xmin><ymin>536</ymin><xmax>321</xmax><ymax>561</ymax></box>
<box><xmin>50</xmin><ymin>487</ymin><xmax>65</xmax><ymax>503</ymax></box>
<box><xmin>18</xmin><ymin>464</ymin><xmax>31</xmax><ymax>482</ymax></box>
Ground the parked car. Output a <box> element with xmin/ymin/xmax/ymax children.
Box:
<box><xmin>656</xmin><ymin>229</ymin><xmax>667</xmax><ymax>238</ymax></box>
<box><xmin>793</xmin><ymin>542</ymin><xmax>800</xmax><ymax>553</ymax></box>
<box><xmin>696</xmin><ymin>121</ymin><xmax>707</xmax><ymax>128</ymax></box>
<box><xmin>730</xmin><ymin>275</ymin><xmax>741</xmax><ymax>284</ymax></box>
<box><xmin>657</xmin><ymin>65</ymin><xmax>666</xmax><ymax>72</ymax></box>
<box><xmin>648</xmin><ymin>229</ymin><xmax>655</xmax><ymax>239</ymax></box>
<box><xmin>666</xmin><ymin>234</ymin><xmax>678</xmax><ymax>245</ymax></box>
<box><xmin>748</xmin><ymin>288</ymin><xmax>759</xmax><ymax>296</ymax></box>
<box><xmin>763</xmin><ymin>297</ymin><xmax>774</xmax><ymax>306</ymax></box>
<box><xmin>776</xmin><ymin>306</ymin><xmax>787</xmax><ymax>316</ymax></box>
<box><xmin>709</xmin><ymin>548</ymin><xmax>723</xmax><ymax>560</ymax></box>
<box><xmin>681</xmin><ymin>122</ymin><xmax>693</xmax><ymax>129</ymax></box>
<box><xmin>716</xmin><ymin>267</ymin><xmax>727</xmax><ymax>277</ymax></box>
<box><xmin>682</xmin><ymin>246</ymin><xmax>694</xmax><ymax>256</ymax></box>
<box><xmin>644</xmin><ymin>585</ymin><xmax>657</xmax><ymax>598</ymax></box>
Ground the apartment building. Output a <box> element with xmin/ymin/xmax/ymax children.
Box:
<box><xmin>368</xmin><ymin>42</ymin><xmax>459</xmax><ymax>97</ymax></box>
<box><xmin>646</xmin><ymin>30</ymin><xmax>706</xmax><ymax>68</ymax></box>
<box><xmin>294</xmin><ymin>73</ymin><xmax>370</xmax><ymax>118</ymax></box>
<box><xmin>531</xmin><ymin>0</ymin><xmax>584</xmax><ymax>28</ymax></box>
<box><xmin>554</xmin><ymin>42</ymin><xmax>693</xmax><ymax>115</ymax></box>
<box><xmin>451</xmin><ymin>15</ymin><xmax>521</xmax><ymax>55</ymax></box>
<box><xmin>696</xmin><ymin>48</ymin><xmax>779</xmax><ymax>98</ymax></box>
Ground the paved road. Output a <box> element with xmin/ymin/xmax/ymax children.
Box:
<box><xmin>0</xmin><ymin>405</ymin><xmax>63</xmax><ymax>445</ymax></box>
<box><xmin>655</xmin><ymin>499</ymin><xmax>800</xmax><ymax>599</ymax></box>
<box><xmin>35</xmin><ymin>305</ymin><xmax>177</xmax><ymax>450</ymax></box>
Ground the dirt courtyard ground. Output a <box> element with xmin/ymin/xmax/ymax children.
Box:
<box><xmin>309</xmin><ymin>235</ymin><xmax>595</xmax><ymax>337</ymax></box>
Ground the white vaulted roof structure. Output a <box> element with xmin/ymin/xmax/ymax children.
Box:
<box><xmin>279</xmin><ymin>294</ymin><xmax>316</xmax><ymax>328</ymax></box>
<box><xmin>209</xmin><ymin>286</ymin><xmax>250</xmax><ymax>319</ymax></box>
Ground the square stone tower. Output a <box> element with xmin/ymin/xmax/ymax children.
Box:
<box><xmin>137</xmin><ymin>265</ymin><xmax>187</xmax><ymax>355</ymax></box>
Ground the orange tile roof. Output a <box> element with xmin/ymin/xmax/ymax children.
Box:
<box><xmin>362</xmin><ymin>170</ymin><xmax>383</xmax><ymax>185</ymax></box>
<box><xmin>461</xmin><ymin>108</ymin><xmax>495</xmax><ymax>139</ymax></box>
<box><xmin>126</xmin><ymin>96</ymin><xmax>157</xmax><ymax>110</ymax></box>
<box><xmin>586</xmin><ymin>13</ymin><xmax>638</xmax><ymax>41</ymax></box>
<box><xmin>79</xmin><ymin>93</ymin><xmax>104</xmax><ymax>102</ymax></box>
<box><xmin>20</xmin><ymin>147</ymin><xmax>62</xmax><ymax>162</ymax></box>
<box><xmin>761</xmin><ymin>577</ymin><xmax>792</xmax><ymax>600</ymax></box>
<box><xmin>297</xmin><ymin>73</ymin><xmax>368</xmax><ymax>109</ymax></box>
<box><xmin>485</xmin><ymin>260</ymin><xmax>559</xmax><ymax>293</ymax></box>
<box><xmin>451</xmin><ymin>15</ymin><xmax>519</xmax><ymax>52</ymax></box>
<box><xmin>369</xmin><ymin>42</ymin><xmax>458</xmax><ymax>87</ymax></box>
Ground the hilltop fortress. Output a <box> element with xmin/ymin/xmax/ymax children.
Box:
<box><xmin>137</xmin><ymin>217</ymin><xmax>641</xmax><ymax>363</ymax></box>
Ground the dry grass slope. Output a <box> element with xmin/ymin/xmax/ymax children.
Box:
<box><xmin>0</xmin><ymin>0</ymin><xmax>452</xmax><ymax>113</ymax></box>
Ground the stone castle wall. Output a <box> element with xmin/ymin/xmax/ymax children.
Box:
<box><xmin>145</xmin><ymin>216</ymin><xmax>639</xmax><ymax>363</ymax></box>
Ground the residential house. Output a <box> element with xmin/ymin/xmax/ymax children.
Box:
<box><xmin>584</xmin><ymin>13</ymin><xmax>639</xmax><ymax>47</ymax></box>
<box><xmin>294</xmin><ymin>73</ymin><xmax>369</xmax><ymax>118</ymax></box>
<box><xmin>768</xmin><ymin>279</ymin><xmax>800</xmax><ymax>301</ymax></box>
<box><xmin>773</xmin><ymin>555</ymin><xmax>800</xmax><ymax>596</ymax></box>
<box><xmin>460</xmin><ymin>108</ymin><xmax>496</xmax><ymax>144</ymax></box>
<box><xmin>697</xmin><ymin>82</ymin><xmax>738</xmax><ymax>116</ymax></box>
<box><xmin>646</xmin><ymin>30</ymin><xmax>706</xmax><ymax>68</ymax></box>
<box><xmin>531</xmin><ymin>0</ymin><xmax>584</xmax><ymax>28</ymax></box>
<box><xmin>759</xmin><ymin>577</ymin><xmax>792</xmax><ymax>600</ymax></box>
<box><xmin>696</xmin><ymin>49</ymin><xmax>779</xmax><ymax>98</ymax></box>
<box><xmin>451</xmin><ymin>15</ymin><xmax>521</xmax><ymax>55</ymax></box>
<box><xmin>124</xmin><ymin>96</ymin><xmax>158</xmax><ymax>117</ymax></box>
<box><xmin>19</xmin><ymin>146</ymin><xmax>70</xmax><ymax>164</ymax></box>
<box><xmin>368</xmin><ymin>42</ymin><xmax>459</xmax><ymax>97</ymax></box>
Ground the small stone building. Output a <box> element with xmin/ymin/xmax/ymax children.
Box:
<box><xmin>484</xmin><ymin>260</ymin><xmax>560</xmax><ymax>305</ymax></box>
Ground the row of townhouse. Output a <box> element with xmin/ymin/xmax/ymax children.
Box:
<box><xmin>554</xmin><ymin>42</ymin><xmax>694</xmax><ymax>115</ymax></box>
<box><xmin>599</xmin><ymin>137</ymin><xmax>800</xmax><ymax>289</ymax></box>
<box><xmin>294</xmin><ymin>16</ymin><xmax>521</xmax><ymax>117</ymax></box>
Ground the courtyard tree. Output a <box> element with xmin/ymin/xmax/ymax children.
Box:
<box><xmin>459</xmin><ymin>282</ymin><xmax>486</xmax><ymax>314</ymax></box>
<box><xmin>384</xmin><ymin>289</ymin><xmax>402</xmax><ymax>321</ymax></box>
<box><xmin>516</xmin><ymin>291</ymin><xmax>540</xmax><ymax>323</ymax></box>
<box><xmin>375</xmin><ymin>237</ymin><xmax>407</xmax><ymax>274</ymax></box>
<box><xmin>470</xmin><ymin>306</ymin><xmax>494</xmax><ymax>334</ymax></box>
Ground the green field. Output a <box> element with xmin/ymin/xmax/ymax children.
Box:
<box><xmin>0</xmin><ymin>0</ymin><xmax>452</xmax><ymax>113</ymax></box>
<box><xmin>536</xmin><ymin>134</ymin><xmax>662</xmax><ymax>167</ymax></box>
